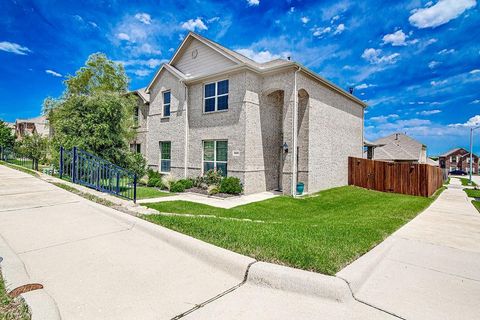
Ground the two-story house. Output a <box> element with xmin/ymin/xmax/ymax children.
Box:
<box><xmin>138</xmin><ymin>32</ymin><xmax>366</xmax><ymax>195</ymax></box>
<box><xmin>439</xmin><ymin>148</ymin><xmax>479</xmax><ymax>174</ymax></box>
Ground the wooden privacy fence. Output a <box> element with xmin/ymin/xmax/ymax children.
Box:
<box><xmin>348</xmin><ymin>157</ymin><xmax>444</xmax><ymax>197</ymax></box>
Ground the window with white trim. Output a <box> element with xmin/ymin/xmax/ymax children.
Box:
<box><xmin>160</xmin><ymin>141</ymin><xmax>171</xmax><ymax>172</ymax></box>
<box><xmin>130</xmin><ymin>143</ymin><xmax>141</xmax><ymax>154</ymax></box>
<box><xmin>203</xmin><ymin>140</ymin><xmax>227</xmax><ymax>176</ymax></box>
<box><xmin>450</xmin><ymin>155</ymin><xmax>457</xmax><ymax>163</ymax></box>
<box><xmin>134</xmin><ymin>107</ymin><xmax>139</xmax><ymax>127</ymax></box>
<box><xmin>163</xmin><ymin>91</ymin><xmax>171</xmax><ymax>117</ymax></box>
<box><xmin>204</xmin><ymin>80</ymin><xmax>229</xmax><ymax>112</ymax></box>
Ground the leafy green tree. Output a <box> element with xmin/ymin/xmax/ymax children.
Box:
<box><xmin>0</xmin><ymin>120</ymin><xmax>15</xmax><ymax>149</ymax></box>
<box><xmin>47</xmin><ymin>53</ymin><xmax>141</xmax><ymax>173</ymax></box>
<box><xmin>18</xmin><ymin>133</ymin><xmax>48</xmax><ymax>171</ymax></box>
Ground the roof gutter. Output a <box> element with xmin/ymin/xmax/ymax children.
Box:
<box><xmin>292</xmin><ymin>66</ymin><xmax>301</xmax><ymax>197</ymax></box>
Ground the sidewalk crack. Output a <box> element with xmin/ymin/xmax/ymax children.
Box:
<box><xmin>170</xmin><ymin>261</ymin><xmax>257</xmax><ymax>320</ymax></box>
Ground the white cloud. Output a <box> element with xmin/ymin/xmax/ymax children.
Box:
<box><xmin>181</xmin><ymin>17</ymin><xmax>207</xmax><ymax>32</ymax></box>
<box><xmin>430</xmin><ymin>79</ymin><xmax>448</xmax><ymax>86</ymax></box>
<box><xmin>409</xmin><ymin>0</ymin><xmax>476</xmax><ymax>29</ymax></box>
<box><xmin>0</xmin><ymin>41</ymin><xmax>31</xmax><ymax>55</ymax></box>
<box><xmin>247</xmin><ymin>0</ymin><xmax>260</xmax><ymax>6</ymax></box>
<box><xmin>45</xmin><ymin>69</ymin><xmax>62</xmax><ymax>77</ymax></box>
<box><xmin>134</xmin><ymin>13</ymin><xmax>152</xmax><ymax>25</ymax></box>
<box><xmin>132</xmin><ymin>69</ymin><xmax>152</xmax><ymax>77</ymax></box>
<box><xmin>382</xmin><ymin>30</ymin><xmax>407</xmax><ymax>46</ymax></box>
<box><xmin>449</xmin><ymin>115</ymin><xmax>480</xmax><ymax>127</ymax></box>
<box><xmin>312</xmin><ymin>26</ymin><xmax>331</xmax><ymax>37</ymax></box>
<box><xmin>331</xmin><ymin>15</ymin><xmax>340</xmax><ymax>22</ymax></box>
<box><xmin>116</xmin><ymin>33</ymin><xmax>130</xmax><ymax>41</ymax></box>
<box><xmin>472</xmin><ymin>100</ymin><xmax>480</xmax><ymax>104</ymax></box>
<box><xmin>334</xmin><ymin>23</ymin><xmax>345</xmax><ymax>35</ymax></box>
<box><xmin>207</xmin><ymin>17</ymin><xmax>220</xmax><ymax>23</ymax></box>
<box><xmin>236</xmin><ymin>48</ymin><xmax>289</xmax><ymax>63</ymax></box>
<box><xmin>362</xmin><ymin>48</ymin><xmax>400</xmax><ymax>64</ymax></box>
<box><xmin>438</xmin><ymin>48</ymin><xmax>455</xmax><ymax>54</ymax></box>
<box><xmin>369</xmin><ymin>114</ymin><xmax>399</xmax><ymax>122</ymax></box>
<box><xmin>417</xmin><ymin>109</ymin><xmax>442</xmax><ymax>115</ymax></box>
<box><xmin>428</xmin><ymin>60</ymin><xmax>440</xmax><ymax>69</ymax></box>
<box><xmin>470</xmin><ymin>69</ymin><xmax>480</xmax><ymax>74</ymax></box>
<box><xmin>117</xmin><ymin>58</ymin><xmax>165</xmax><ymax>68</ymax></box>
<box><xmin>355</xmin><ymin>83</ymin><xmax>375</xmax><ymax>90</ymax></box>
<box><xmin>301</xmin><ymin>16</ymin><xmax>310</xmax><ymax>24</ymax></box>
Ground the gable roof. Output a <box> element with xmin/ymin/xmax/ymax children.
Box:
<box><xmin>133</xmin><ymin>87</ymin><xmax>150</xmax><ymax>104</ymax></box>
<box><xmin>371</xmin><ymin>133</ymin><xmax>425</xmax><ymax>161</ymax></box>
<box><xmin>439</xmin><ymin>148</ymin><xmax>463</xmax><ymax>157</ymax></box>
<box><xmin>145</xmin><ymin>32</ymin><xmax>366</xmax><ymax>107</ymax></box>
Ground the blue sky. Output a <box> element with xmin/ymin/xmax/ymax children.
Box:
<box><xmin>0</xmin><ymin>0</ymin><xmax>479</xmax><ymax>155</ymax></box>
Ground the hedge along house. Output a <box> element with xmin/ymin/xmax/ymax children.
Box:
<box><xmin>143</xmin><ymin>32</ymin><xmax>367</xmax><ymax>195</ymax></box>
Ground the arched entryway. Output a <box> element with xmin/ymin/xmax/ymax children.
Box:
<box><xmin>297</xmin><ymin>89</ymin><xmax>309</xmax><ymax>192</ymax></box>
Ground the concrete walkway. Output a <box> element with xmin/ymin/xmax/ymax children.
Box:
<box><xmin>137</xmin><ymin>191</ymin><xmax>280</xmax><ymax>209</ymax></box>
<box><xmin>0</xmin><ymin>164</ymin><xmax>395</xmax><ymax>319</ymax></box>
<box><xmin>338</xmin><ymin>178</ymin><xmax>480</xmax><ymax>320</ymax></box>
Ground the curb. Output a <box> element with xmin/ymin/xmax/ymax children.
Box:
<box><xmin>247</xmin><ymin>262</ymin><xmax>353</xmax><ymax>303</ymax></box>
<box><xmin>0</xmin><ymin>235</ymin><xmax>61</xmax><ymax>320</ymax></box>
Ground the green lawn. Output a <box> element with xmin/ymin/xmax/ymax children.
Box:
<box><xmin>0</xmin><ymin>270</ymin><xmax>30</xmax><ymax>320</ymax></box>
<box><xmin>142</xmin><ymin>186</ymin><xmax>436</xmax><ymax>275</ymax></box>
<box><xmin>136</xmin><ymin>186</ymin><xmax>173</xmax><ymax>200</ymax></box>
<box><xmin>472</xmin><ymin>201</ymin><xmax>480</xmax><ymax>213</ymax></box>
<box><xmin>464</xmin><ymin>188</ymin><xmax>480</xmax><ymax>198</ymax></box>
<box><xmin>460</xmin><ymin>177</ymin><xmax>477</xmax><ymax>186</ymax></box>
<box><xmin>0</xmin><ymin>161</ymin><xmax>38</xmax><ymax>177</ymax></box>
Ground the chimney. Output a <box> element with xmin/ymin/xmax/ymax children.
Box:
<box><xmin>349</xmin><ymin>87</ymin><xmax>354</xmax><ymax>94</ymax></box>
<box><xmin>395</xmin><ymin>133</ymin><xmax>399</xmax><ymax>140</ymax></box>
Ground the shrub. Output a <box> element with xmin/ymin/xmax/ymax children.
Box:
<box><xmin>147</xmin><ymin>169</ymin><xmax>162</xmax><ymax>180</ymax></box>
<box><xmin>147</xmin><ymin>177</ymin><xmax>163</xmax><ymax>188</ymax></box>
<box><xmin>178</xmin><ymin>178</ymin><xmax>193</xmax><ymax>189</ymax></box>
<box><xmin>161</xmin><ymin>175</ymin><xmax>176</xmax><ymax>190</ymax></box>
<box><xmin>204</xmin><ymin>169</ymin><xmax>223</xmax><ymax>186</ymax></box>
<box><xmin>170</xmin><ymin>181</ymin><xmax>186</xmax><ymax>193</ymax></box>
<box><xmin>208</xmin><ymin>184</ymin><xmax>219</xmax><ymax>195</ymax></box>
<box><xmin>219</xmin><ymin>177</ymin><xmax>243</xmax><ymax>194</ymax></box>
<box><xmin>126</xmin><ymin>152</ymin><xmax>146</xmax><ymax>178</ymax></box>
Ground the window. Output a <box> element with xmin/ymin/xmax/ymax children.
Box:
<box><xmin>163</xmin><ymin>91</ymin><xmax>171</xmax><ymax>117</ymax></box>
<box><xmin>204</xmin><ymin>80</ymin><xmax>229</xmax><ymax>112</ymax></box>
<box><xmin>451</xmin><ymin>155</ymin><xmax>457</xmax><ymax>163</ymax></box>
<box><xmin>130</xmin><ymin>143</ymin><xmax>141</xmax><ymax>153</ymax></box>
<box><xmin>203</xmin><ymin>140</ymin><xmax>227</xmax><ymax>176</ymax></box>
<box><xmin>160</xmin><ymin>141</ymin><xmax>171</xmax><ymax>172</ymax></box>
<box><xmin>134</xmin><ymin>107</ymin><xmax>139</xmax><ymax>126</ymax></box>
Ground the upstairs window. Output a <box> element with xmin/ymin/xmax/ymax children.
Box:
<box><xmin>133</xmin><ymin>107</ymin><xmax>139</xmax><ymax>127</ymax></box>
<box><xmin>204</xmin><ymin>80</ymin><xmax>229</xmax><ymax>113</ymax></box>
<box><xmin>163</xmin><ymin>91</ymin><xmax>171</xmax><ymax>117</ymax></box>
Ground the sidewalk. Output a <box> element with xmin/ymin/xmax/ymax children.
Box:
<box><xmin>338</xmin><ymin>178</ymin><xmax>480</xmax><ymax>320</ymax></box>
<box><xmin>137</xmin><ymin>191</ymin><xmax>280</xmax><ymax>209</ymax></box>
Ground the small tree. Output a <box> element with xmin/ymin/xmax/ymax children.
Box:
<box><xmin>19</xmin><ymin>133</ymin><xmax>48</xmax><ymax>170</ymax></box>
<box><xmin>0</xmin><ymin>120</ymin><xmax>14</xmax><ymax>147</ymax></box>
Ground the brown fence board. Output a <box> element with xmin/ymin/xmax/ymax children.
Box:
<box><xmin>348</xmin><ymin>157</ymin><xmax>444</xmax><ymax>197</ymax></box>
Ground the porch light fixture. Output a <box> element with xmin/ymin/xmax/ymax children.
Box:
<box><xmin>283</xmin><ymin>142</ymin><xmax>289</xmax><ymax>153</ymax></box>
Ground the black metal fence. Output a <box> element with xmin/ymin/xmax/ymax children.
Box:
<box><xmin>0</xmin><ymin>146</ymin><xmax>35</xmax><ymax>170</ymax></box>
<box><xmin>60</xmin><ymin>146</ymin><xmax>137</xmax><ymax>202</ymax></box>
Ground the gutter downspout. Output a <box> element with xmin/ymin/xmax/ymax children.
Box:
<box><xmin>292</xmin><ymin>66</ymin><xmax>301</xmax><ymax>197</ymax></box>
<box><xmin>182</xmin><ymin>81</ymin><xmax>189</xmax><ymax>178</ymax></box>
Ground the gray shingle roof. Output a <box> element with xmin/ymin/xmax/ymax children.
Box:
<box><xmin>371</xmin><ymin>133</ymin><xmax>425</xmax><ymax>161</ymax></box>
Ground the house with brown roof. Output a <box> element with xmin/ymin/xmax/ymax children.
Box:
<box><xmin>15</xmin><ymin>115</ymin><xmax>49</xmax><ymax>139</ymax></box>
<box><xmin>438</xmin><ymin>148</ymin><xmax>478</xmax><ymax>174</ymax></box>
<box><xmin>365</xmin><ymin>133</ymin><xmax>427</xmax><ymax>163</ymax></box>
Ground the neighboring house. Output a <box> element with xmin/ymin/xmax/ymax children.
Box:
<box><xmin>426</xmin><ymin>157</ymin><xmax>439</xmax><ymax>167</ymax></box>
<box><xmin>129</xmin><ymin>88</ymin><xmax>149</xmax><ymax>156</ymax></box>
<box><xmin>5</xmin><ymin>122</ymin><xmax>15</xmax><ymax>135</ymax></box>
<box><xmin>15</xmin><ymin>115</ymin><xmax>49</xmax><ymax>139</ymax></box>
<box><xmin>439</xmin><ymin>148</ymin><xmax>479</xmax><ymax>174</ymax></box>
<box><xmin>366</xmin><ymin>133</ymin><xmax>427</xmax><ymax>163</ymax></box>
<box><xmin>141</xmin><ymin>32</ymin><xmax>366</xmax><ymax>195</ymax></box>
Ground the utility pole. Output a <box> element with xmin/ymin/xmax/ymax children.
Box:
<box><xmin>469</xmin><ymin>126</ymin><xmax>480</xmax><ymax>185</ymax></box>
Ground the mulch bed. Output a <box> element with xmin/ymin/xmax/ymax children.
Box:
<box><xmin>185</xmin><ymin>187</ymin><xmax>238</xmax><ymax>198</ymax></box>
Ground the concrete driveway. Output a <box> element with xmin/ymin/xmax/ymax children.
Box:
<box><xmin>338</xmin><ymin>178</ymin><xmax>480</xmax><ymax>320</ymax></box>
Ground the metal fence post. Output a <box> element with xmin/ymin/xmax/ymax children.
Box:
<box><xmin>133</xmin><ymin>174</ymin><xmax>137</xmax><ymax>204</ymax></box>
<box><xmin>59</xmin><ymin>146</ymin><xmax>64</xmax><ymax>179</ymax></box>
<box><xmin>72</xmin><ymin>147</ymin><xmax>77</xmax><ymax>183</ymax></box>
<box><xmin>116</xmin><ymin>171</ymin><xmax>120</xmax><ymax>195</ymax></box>
<box><xmin>96</xmin><ymin>165</ymin><xmax>100</xmax><ymax>191</ymax></box>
